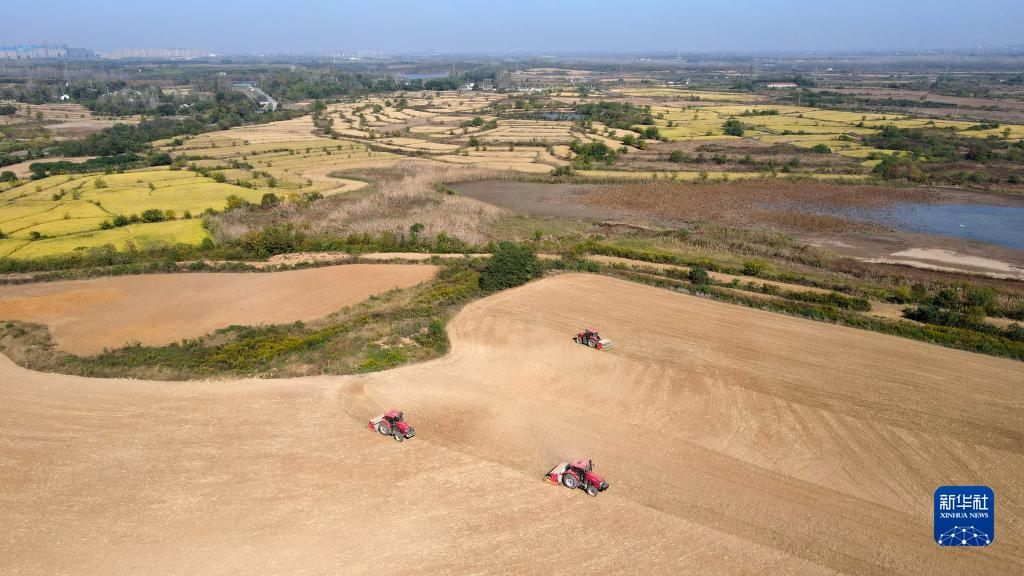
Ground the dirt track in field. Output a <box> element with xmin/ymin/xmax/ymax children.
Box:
<box><xmin>0</xmin><ymin>264</ymin><xmax>437</xmax><ymax>355</ymax></box>
<box><xmin>2</xmin><ymin>273</ymin><xmax>1022</xmax><ymax>575</ymax></box>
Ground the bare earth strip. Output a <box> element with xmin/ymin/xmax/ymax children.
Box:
<box><xmin>1</xmin><ymin>273</ymin><xmax>1021</xmax><ymax>575</ymax></box>
<box><xmin>863</xmin><ymin>248</ymin><xmax>1024</xmax><ymax>280</ymax></box>
<box><xmin>0</xmin><ymin>264</ymin><xmax>437</xmax><ymax>355</ymax></box>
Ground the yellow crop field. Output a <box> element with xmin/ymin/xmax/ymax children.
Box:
<box><xmin>159</xmin><ymin>123</ymin><xmax>402</xmax><ymax>197</ymax></box>
<box><xmin>0</xmin><ymin>218</ymin><xmax>210</xmax><ymax>260</ymax></box>
<box><xmin>637</xmin><ymin>98</ymin><xmax>1024</xmax><ymax>156</ymax></box>
<box><xmin>0</xmin><ymin>169</ymin><xmax>264</xmax><ymax>259</ymax></box>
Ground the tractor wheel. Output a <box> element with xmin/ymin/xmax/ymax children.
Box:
<box><xmin>588</xmin><ymin>338</ymin><xmax>597</xmax><ymax>348</ymax></box>
<box><xmin>376</xmin><ymin>422</ymin><xmax>390</xmax><ymax>435</ymax></box>
<box><xmin>562</xmin><ymin>474</ymin><xmax>578</xmax><ymax>489</ymax></box>
<box><xmin>393</xmin><ymin>431</ymin><xmax>404</xmax><ymax>442</ymax></box>
<box><xmin>586</xmin><ymin>485</ymin><xmax>599</xmax><ymax>497</ymax></box>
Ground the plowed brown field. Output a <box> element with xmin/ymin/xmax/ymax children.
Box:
<box><xmin>0</xmin><ymin>264</ymin><xmax>437</xmax><ymax>354</ymax></box>
<box><xmin>1</xmin><ymin>273</ymin><xmax>1021</xmax><ymax>575</ymax></box>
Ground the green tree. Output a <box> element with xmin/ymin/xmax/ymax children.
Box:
<box><xmin>688</xmin><ymin>265</ymin><xmax>710</xmax><ymax>285</ymax></box>
<box><xmin>743</xmin><ymin>259</ymin><xmax>768</xmax><ymax>276</ymax></box>
<box><xmin>722</xmin><ymin>118</ymin><xmax>745</xmax><ymax>137</ymax></box>
<box><xmin>479</xmin><ymin>242</ymin><xmax>541</xmax><ymax>292</ymax></box>
<box><xmin>140</xmin><ymin>208</ymin><xmax>166</xmax><ymax>223</ymax></box>
<box><xmin>873</xmin><ymin>155</ymin><xmax>926</xmax><ymax>182</ymax></box>
<box><xmin>260</xmin><ymin>193</ymin><xmax>280</xmax><ymax>208</ymax></box>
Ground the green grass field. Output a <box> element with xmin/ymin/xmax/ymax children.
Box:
<box><xmin>0</xmin><ymin>168</ymin><xmax>263</xmax><ymax>259</ymax></box>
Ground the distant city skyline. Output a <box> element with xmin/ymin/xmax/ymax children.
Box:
<box><xmin>4</xmin><ymin>0</ymin><xmax>1023</xmax><ymax>55</ymax></box>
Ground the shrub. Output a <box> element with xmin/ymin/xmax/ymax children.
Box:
<box><xmin>722</xmin><ymin>118</ymin><xmax>745</xmax><ymax>137</ymax></box>
<box><xmin>140</xmin><ymin>209</ymin><xmax>166</xmax><ymax>223</ymax></box>
<box><xmin>479</xmin><ymin>242</ymin><xmax>541</xmax><ymax>292</ymax></box>
<box><xmin>570</xmin><ymin>140</ymin><xmax>616</xmax><ymax>167</ymax></box>
<box><xmin>696</xmin><ymin>258</ymin><xmax>719</xmax><ymax>272</ymax></box>
<box><xmin>239</xmin><ymin>224</ymin><xmax>307</xmax><ymax>257</ymax></box>
<box><xmin>687</xmin><ymin>265</ymin><xmax>710</xmax><ymax>285</ymax></box>
<box><xmin>260</xmin><ymin>193</ymin><xmax>281</xmax><ymax>208</ymax></box>
<box><xmin>810</xmin><ymin>144</ymin><xmax>832</xmax><ymax>154</ymax></box>
<box><xmin>873</xmin><ymin>155</ymin><xmax>926</xmax><ymax>182</ymax></box>
<box><xmin>413</xmin><ymin>317</ymin><xmax>449</xmax><ymax>353</ymax></box>
<box><xmin>0</xmin><ymin>171</ymin><xmax>16</xmax><ymax>183</ymax></box>
<box><xmin>224</xmin><ymin>195</ymin><xmax>251</xmax><ymax>211</ymax></box>
<box><xmin>742</xmin><ymin>259</ymin><xmax>768</xmax><ymax>276</ymax></box>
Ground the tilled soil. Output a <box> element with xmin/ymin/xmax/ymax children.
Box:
<box><xmin>0</xmin><ymin>264</ymin><xmax>437</xmax><ymax>355</ymax></box>
<box><xmin>1</xmin><ymin>273</ymin><xmax>1021</xmax><ymax>575</ymax></box>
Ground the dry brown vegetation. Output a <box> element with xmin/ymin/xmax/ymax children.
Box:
<box><xmin>212</xmin><ymin>164</ymin><xmax>511</xmax><ymax>245</ymax></box>
<box><xmin>580</xmin><ymin>179</ymin><xmax>950</xmax><ymax>232</ymax></box>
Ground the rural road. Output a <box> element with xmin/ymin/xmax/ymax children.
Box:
<box><xmin>2</xmin><ymin>273</ymin><xmax>1022</xmax><ymax>574</ymax></box>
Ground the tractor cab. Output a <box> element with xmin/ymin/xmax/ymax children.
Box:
<box><xmin>570</xmin><ymin>458</ymin><xmax>593</xmax><ymax>477</ymax></box>
<box><xmin>383</xmin><ymin>409</ymin><xmax>404</xmax><ymax>427</ymax></box>
<box><xmin>570</xmin><ymin>458</ymin><xmax>607</xmax><ymax>491</ymax></box>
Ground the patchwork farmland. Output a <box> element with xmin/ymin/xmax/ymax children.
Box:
<box><xmin>2</xmin><ymin>43</ymin><xmax>1024</xmax><ymax>576</ymax></box>
<box><xmin>0</xmin><ymin>170</ymin><xmax>263</xmax><ymax>258</ymax></box>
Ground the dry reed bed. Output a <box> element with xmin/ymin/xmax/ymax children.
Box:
<box><xmin>213</xmin><ymin>165</ymin><xmax>513</xmax><ymax>245</ymax></box>
<box><xmin>580</xmin><ymin>180</ymin><xmax>953</xmax><ymax>232</ymax></box>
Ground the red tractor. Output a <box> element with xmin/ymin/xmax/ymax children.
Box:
<box><xmin>545</xmin><ymin>459</ymin><xmax>609</xmax><ymax>497</ymax></box>
<box><xmin>368</xmin><ymin>409</ymin><xmax>416</xmax><ymax>442</ymax></box>
<box><xmin>572</xmin><ymin>328</ymin><xmax>613</xmax><ymax>350</ymax></box>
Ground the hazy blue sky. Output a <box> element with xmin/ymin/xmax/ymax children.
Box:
<box><xmin>4</xmin><ymin>0</ymin><xmax>1023</xmax><ymax>54</ymax></box>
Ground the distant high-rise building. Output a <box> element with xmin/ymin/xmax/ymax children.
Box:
<box><xmin>0</xmin><ymin>44</ymin><xmax>96</xmax><ymax>59</ymax></box>
<box><xmin>0</xmin><ymin>43</ymin><xmax>67</xmax><ymax>59</ymax></box>
<box><xmin>101</xmin><ymin>48</ymin><xmax>213</xmax><ymax>59</ymax></box>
